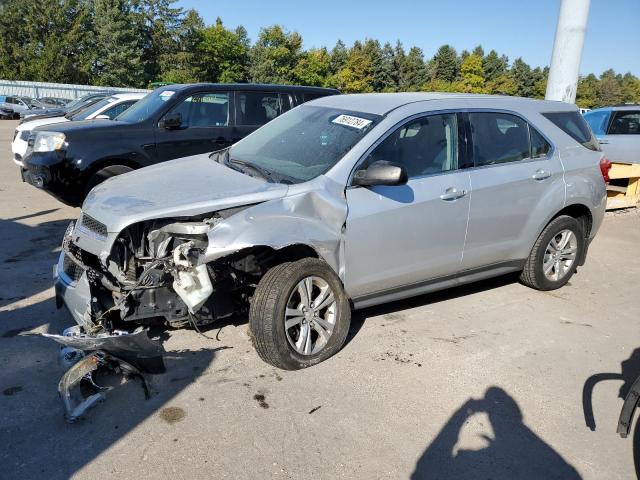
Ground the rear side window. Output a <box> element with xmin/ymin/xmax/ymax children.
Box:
<box><xmin>608</xmin><ymin>111</ymin><xmax>640</xmax><ymax>135</ymax></box>
<box><xmin>236</xmin><ymin>91</ymin><xmax>283</xmax><ymax>126</ymax></box>
<box><xmin>583</xmin><ymin>110</ymin><xmax>610</xmax><ymax>136</ymax></box>
<box><xmin>542</xmin><ymin>111</ymin><xmax>600</xmax><ymax>151</ymax></box>
<box><xmin>469</xmin><ymin>112</ymin><xmax>530</xmax><ymax>166</ymax></box>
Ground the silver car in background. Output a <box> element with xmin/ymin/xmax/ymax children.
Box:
<box><xmin>54</xmin><ymin>93</ymin><xmax>607</xmax><ymax>370</ymax></box>
<box><xmin>584</xmin><ymin>104</ymin><xmax>640</xmax><ymax>164</ymax></box>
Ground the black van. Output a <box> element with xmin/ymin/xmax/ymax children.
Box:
<box><xmin>21</xmin><ymin>84</ymin><xmax>339</xmax><ymax>206</ymax></box>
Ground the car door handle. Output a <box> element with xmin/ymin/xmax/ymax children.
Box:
<box><xmin>598</xmin><ymin>139</ymin><xmax>609</xmax><ymax>145</ymax></box>
<box><xmin>440</xmin><ymin>188</ymin><xmax>467</xmax><ymax>201</ymax></box>
<box><xmin>532</xmin><ymin>169</ymin><xmax>551</xmax><ymax>181</ymax></box>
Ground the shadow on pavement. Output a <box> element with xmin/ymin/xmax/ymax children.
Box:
<box><xmin>347</xmin><ymin>273</ymin><xmax>520</xmax><ymax>347</ymax></box>
<box><xmin>411</xmin><ymin>387</ymin><xmax>581</xmax><ymax>479</ymax></box>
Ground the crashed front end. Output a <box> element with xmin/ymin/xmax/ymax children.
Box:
<box><xmin>54</xmin><ymin>207</ymin><xmax>256</xmax><ymax>334</ymax></box>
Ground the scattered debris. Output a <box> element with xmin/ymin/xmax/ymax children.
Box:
<box><xmin>308</xmin><ymin>405</ymin><xmax>322</xmax><ymax>414</ymax></box>
<box><xmin>43</xmin><ymin>326</ymin><xmax>165</xmax><ymax>422</ymax></box>
<box><xmin>160</xmin><ymin>406</ymin><xmax>186</xmax><ymax>424</ymax></box>
<box><xmin>58</xmin><ymin>350</ymin><xmax>150</xmax><ymax>422</ymax></box>
<box><xmin>254</xmin><ymin>393</ymin><xmax>269</xmax><ymax>409</ymax></box>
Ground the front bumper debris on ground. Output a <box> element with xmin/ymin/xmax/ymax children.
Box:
<box><xmin>44</xmin><ymin>326</ymin><xmax>165</xmax><ymax>422</ymax></box>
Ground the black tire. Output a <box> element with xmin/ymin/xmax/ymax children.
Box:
<box><xmin>520</xmin><ymin>215</ymin><xmax>585</xmax><ymax>291</ymax></box>
<box><xmin>85</xmin><ymin>165</ymin><xmax>134</xmax><ymax>196</ymax></box>
<box><xmin>249</xmin><ymin>258</ymin><xmax>351</xmax><ymax>370</ymax></box>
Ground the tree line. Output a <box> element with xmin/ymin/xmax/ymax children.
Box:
<box><xmin>0</xmin><ymin>0</ymin><xmax>638</xmax><ymax>108</ymax></box>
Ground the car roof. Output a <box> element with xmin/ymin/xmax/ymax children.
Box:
<box><xmin>591</xmin><ymin>104</ymin><xmax>640</xmax><ymax>112</ymax></box>
<box><xmin>308</xmin><ymin>92</ymin><xmax>577</xmax><ymax>116</ymax></box>
<box><xmin>156</xmin><ymin>83</ymin><xmax>339</xmax><ymax>95</ymax></box>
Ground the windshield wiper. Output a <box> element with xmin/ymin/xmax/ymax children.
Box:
<box><xmin>228</xmin><ymin>158</ymin><xmax>275</xmax><ymax>182</ymax></box>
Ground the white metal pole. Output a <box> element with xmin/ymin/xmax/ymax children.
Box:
<box><xmin>545</xmin><ymin>0</ymin><xmax>591</xmax><ymax>103</ymax></box>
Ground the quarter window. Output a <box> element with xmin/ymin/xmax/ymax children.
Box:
<box><xmin>530</xmin><ymin>127</ymin><xmax>552</xmax><ymax>158</ymax></box>
<box><xmin>542</xmin><ymin>111</ymin><xmax>600</xmax><ymax>151</ymax></box>
<box><xmin>236</xmin><ymin>91</ymin><xmax>283</xmax><ymax>126</ymax></box>
<box><xmin>469</xmin><ymin>112</ymin><xmax>530</xmax><ymax>166</ymax></box>
<box><xmin>608</xmin><ymin>111</ymin><xmax>640</xmax><ymax>135</ymax></box>
<box><xmin>363</xmin><ymin>113</ymin><xmax>458</xmax><ymax>178</ymax></box>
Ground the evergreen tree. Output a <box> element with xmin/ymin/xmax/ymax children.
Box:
<box><xmin>329</xmin><ymin>40</ymin><xmax>348</xmax><ymax>75</ymax></box>
<box><xmin>93</xmin><ymin>0</ymin><xmax>144</xmax><ymax>87</ymax></box>
<box><xmin>400</xmin><ymin>47</ymin><xmax>427</xmax><ymax>91</ymax></box>
<box><xmin>431</xmin><ymin>45</ymin><xmax>458</xmax><ymax>82</ymax></box>
<box><xmin>327</xmin><ymin>41</ymin><xmax>372</xmax><ymax>93</ymax></box>
<box><xmin>380</xmin><ymin>42</ymin><xmax>398</xmax><ymax>92</ymax></box>
<box><xmin>363</xmin><ymin>39</ymin><xmax>393</xmax><ymax>92</ymax></box>
<box><xmin>159</xmin><ymin>9</ymin><xmax>205</xmax><ymax>83</ymax></box>
<box><xmin>510</xmin><ymin>57</ymin><xmax>535</xmax><ymax>97</ymax></box>
<box><xmin>0</xmin><ymin>0</ymin><xmax>94</xmax><ymax>83</ymax></box>
<box><xmin>483</xmin><ymin>50</ymin><xmax>508</xmax><ymax>82</ymax></box>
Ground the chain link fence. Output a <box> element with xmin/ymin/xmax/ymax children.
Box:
<box><xmin>0</xmin><ymin>79</ymin><xmax>149</xmax><ymax>100</ymax></box>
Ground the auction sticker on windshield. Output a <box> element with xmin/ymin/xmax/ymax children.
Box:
<box><xmin>332</xmin><ymin>114</ymin><xmax>372</xmax><ymax>130</ymax></box>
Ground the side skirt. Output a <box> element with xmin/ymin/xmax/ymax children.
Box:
<box><xmin>351</xmin><ymin>260</ymin><xmax>525</xmax><ymax>310</ymax></box>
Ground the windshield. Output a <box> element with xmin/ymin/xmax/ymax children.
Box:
<box><xmin>228</xmin><ymin>105</ymin><xmax>380</xmax><ymax>183</ymax></box>
<box><xmin>115</xmin><ymin>89</ymin><xmax>170</xmax><ymax>123</ymax></box>
<box><xmin>71</xmin><ymin>97</ymin><xmax>115</xmax><ymax>120</ymax></box>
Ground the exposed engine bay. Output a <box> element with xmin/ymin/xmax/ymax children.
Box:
<box><xmin>61</xmin><ymin>205</ymin><xmax>281</xmax><ymax>334</ymax></box>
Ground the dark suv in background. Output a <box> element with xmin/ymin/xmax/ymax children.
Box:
<box><xmin>21</xmin><ymin>83</ymin><xmax>339</xmax><ymax>206</ymax></box>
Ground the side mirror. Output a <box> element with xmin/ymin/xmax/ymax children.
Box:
<box><xmin>352</xmin><ymin>160</ymin><xmax>408</xmax><ymax>187</ymax></box>
<box><xmin>94</xmin><ymin>114</ymin><xmax>110</xmax><ymax>120</ymax></box>
<box><xmin>159</xmin><ymin>112</ymin><xmax>182</xmax><ymax>130</ymax></box>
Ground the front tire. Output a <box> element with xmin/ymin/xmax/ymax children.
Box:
<box><xmin>249</xmin><ymin>258</ymin><xmax>351</xmax><ymax>370</ymax></box>
<box><xmin>520</xmin><ymin>215</ymin><xmax>584</xmax><ymax>291</ymax></box>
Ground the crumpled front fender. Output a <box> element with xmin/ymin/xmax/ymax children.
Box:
<box><xmin>201</xmin><ymin>176</ymin><xmax>348</xmax><ymax>279</ymax></box>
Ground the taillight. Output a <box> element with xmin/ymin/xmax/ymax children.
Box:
<box><xmin>599</xmin><ymin>157</ymin><xmax>612</xmax><ymax>184</ymax></box>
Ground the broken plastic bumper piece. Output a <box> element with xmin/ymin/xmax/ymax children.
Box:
<box><xmin>44</xmin><ymin>326</ymin><xmax>165</xmax><ymax>422</ymax></box>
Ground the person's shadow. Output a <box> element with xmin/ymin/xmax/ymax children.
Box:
<box><xmin>412</xmin><ymin>387</ymin><xmax>581</xmax><ymax>479</ymax></box>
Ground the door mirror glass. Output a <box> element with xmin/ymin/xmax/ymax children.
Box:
<box><xmin>160</xmin><ymin>112</ymin><xmax>182</xmax><ymax>130</ymax></box>
<box><xmin>353</xmin><ymin>160</ymin><xmax>408</xmax><ymax>187</ymax></box>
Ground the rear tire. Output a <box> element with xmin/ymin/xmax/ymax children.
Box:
<box><xmin>249</xmin><ymin>258</ymin><xmax>351</xmax><ymax>370</ymax></box>
<box><xmin>85</xmin><ymin>165</ymin><xmax>133</xmax><ymax>197</ymax></box>
<box><xmin>520</xmin><ymin>215</ymin><xmax>584</xmax><ymax>291</ymax></box>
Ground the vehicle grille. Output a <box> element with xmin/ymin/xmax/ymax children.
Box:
<box><xmin>62</xmin><ymin>253</ymin><xmax>84</xmax><ymax>282</ymax></box>
<box><xmin>80</xmin><ymin>213</ymin><xmax>107</xmax><ymax>238</ymax></box>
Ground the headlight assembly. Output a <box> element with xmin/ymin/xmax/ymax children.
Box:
<box><xmin>32</xmin><ymin>131</ymin><xmax>66</xmax><ymax>152</ymax></box>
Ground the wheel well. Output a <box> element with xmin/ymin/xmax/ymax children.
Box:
<box><xmin>86</xmin><ymin>158</ymin><xmax>141</xmax><ymax>180</ymax></box>
<box><xmin>239</xmin><ymin>244</ymin><xmax>320</xmax><ymax>272</ymax></box>
<box><xmin>552</xmin><ymin>204</ymin><xmax>593</xmax><ymax>237</ymax></box>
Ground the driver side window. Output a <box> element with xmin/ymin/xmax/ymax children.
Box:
<box><xmin>362</xmin><ymin>113</ymin><xmax>459</xmax><ymax>178</ymax></box>
<box><xmin>165</xmin><ymin>92</ymin><xmax>230</xmax><ymax>128</ymax></box>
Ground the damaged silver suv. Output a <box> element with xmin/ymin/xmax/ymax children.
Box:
<box><xmin>55</xmin><ymin>93</ymin><xmax>607</xmax><ymax>370</ymax></box>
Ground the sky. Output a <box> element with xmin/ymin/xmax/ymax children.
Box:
<box><xmin>175</xmin><ymin>0</ymin><xmax>639</xmax><ymax>76</ymax></box>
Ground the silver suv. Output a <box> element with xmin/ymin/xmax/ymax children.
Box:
<box><xmin>584</xmin><ymin>105</ymin><xmax>640</xmax><ymax>164</ymax></box>
<box><xmin>55</xmin><ymin>93</ymin><xmax>607</xmax><ymax>370</ymax></box>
